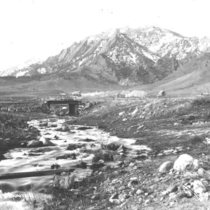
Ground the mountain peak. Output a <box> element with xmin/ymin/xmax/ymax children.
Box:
<box><xmin>2</xmin><ymin>26</ymin><xmax>210</xmax><ymax>87</ymax></box>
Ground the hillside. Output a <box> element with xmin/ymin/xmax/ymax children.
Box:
<box><xmin>0</xmin><ymin>76</ymin><xmax>124</xmax><ymax>99</ymax></box>
<box><xmin>1</xmin><ymin>26</ymin><xmax>210</xmax><ymax>92</ymax></box>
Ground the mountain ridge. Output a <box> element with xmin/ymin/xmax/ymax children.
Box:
<box><xmin>2</xmin><ymin>26</ymin><xmax>210</xmax><ymax>87</ymax></box>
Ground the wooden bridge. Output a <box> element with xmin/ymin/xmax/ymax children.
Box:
<box><xmin>46</xmin><ymin>99</ymin><xmax>82</xmax><ymax>116</ymax></box>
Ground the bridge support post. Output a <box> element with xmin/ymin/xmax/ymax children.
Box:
<box><xmin>69</xmin><ymin>104</ymin><xmax>77</xmax><ymax>116</ymax></box>
<box><xmin>45</xmin><ymin>100</ymin><xmax>80</xmax><ymax>116</ymax></box>
<box><xmin>46</xmin><ymin>102</ymin><xmax>50</xmax><ymax>109</ymax></box>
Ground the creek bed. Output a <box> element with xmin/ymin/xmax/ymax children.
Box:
<box><xmin>0</xmin><ymin>118</ymin><xmax>151</xmax><ymax>209</ymax></box>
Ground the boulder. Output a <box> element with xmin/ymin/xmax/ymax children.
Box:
<box><xmin>66</xmin><ymin>144</ymin><xmax>85</xmax><ymax>150</ymax></box>
<box><xmin>50</xmin><ymin>124</ymin><xmax>57</xmax><ymax>127</ymax></box>
<box><xmin>193</xmin><ymin>180</ymin><xmax>206</xmax><ymax>195</ymax></box>
<box><xmin>56</xmin><ymin>153</ymin><xmax>76</xmax><ymax>160</ymax></box>
<box><xmin>106</xmin><ymin>143</ymin><xmax>121</xmax><ymax>151</ymax></box>
<box><xmin>51</xmin><ymin>164</ymin><xmax>60</xmax><ymax>169</ymax></box>
<box><xmin>55</xmin><ymin>124</ymin><xmax>70</xmax><ymax>132</ymax></box>
<box><xmin>118</xmin><ymin>193</ymin><xmax>127</xmax><ymax>202</ymax></box>
<box><xmin>128</xmin><ymin>178</ymin><xmax>139</xmax><ymax>188</ymax></box>
<box><xmin>162</xmin><ymin>185</ymin><xmax>178</xmax><ymax>196</ymax></box>
<box><xmin>27</xmin><ymin>140</ymin><xmax>43</xmax><ymax>147</ymax></box>
<box><xmin>76</xmin><ymin>161</ymin><xmax>87</xmax><ymax>169</ymax></box>
<box><xmin>158</xmin><ymin>161</ymin><xmax>174</xmax><ymax>173</ymax></box>
<box><xmin>90</xmin><ymin>162</ymin><xmax>105</xmax><ymax>170</ymax></box>
<box><xmin>39</xmin><ymin>121</ymin><xmax>48</xmax><ymax>127</ymax></box>
<box><xmin>77</xmin><ymin>126</ymin><xmax>92</xmax><ymax>130</ymax></box>
<box><xmin>81</xmin><ymin>138</ymin><xmax>95</xmax><ymax>142</ymax></box>
<box><xmin>117</xmin><ymin>145</ymin><xmax>127</xmax><ymax>154</ymax></box>
<box><xmin>113</xmin><ymin>154</ymin><xmax>124</xmax><ymax>161</ymax></box>
<box><xmin>109</xmin><ymin>193</ymin><xmax>121</xmax><ymax>204</ymax></box>
<box><xmin>92</xmin><ymin>150</ymin><xmax>114</xmax><ymax>163</ymax></box>
<box><xmin>39</xmin><ymin>137</ymin><xmax>55</xmax><ymax>146</ymax></box>
<box><xmin>169</xmin><ymin>192</ymin><xmax>177</xmax><ymax>201</ymax></box>
<box><xmin>199</xmin><ymin>192</ymin><xmax>209</xmax><ymax>202</ymax></box>
<box><xmin>198</xmin><ymin>168</ymin><xmax>205</xmax><ymax>177</ymax></box>
<box><xmin>61</xmin><ymin>125</ymin><xmax>70</xmax><ymax>131</ymax></box>
<box><xmin>173</xmin><ymin>154</ymin><xmax>199</xmax><ymax>172</ymax></box>
<box><xmin>136</xmin><ymin>189</ymin><xmax>144</xmax><ymax>195</ymax></box>
<box><xmin>20</xmin><ymin>142</ymin><xmax>27</xmax><ymax>147</ymax></box>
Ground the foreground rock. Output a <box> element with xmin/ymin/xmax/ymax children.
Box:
<box><xmin>27</xmin><ymin>140</ymin><xmax>43</xmax><ymax>147</ymax></box>
<box><xmin>173</xmin><ymin>154</ymin><xmax>199</xmax><ymax>171</ymax></box>
<box><xmin>39</xmin><ymin>137</ymin><xmax>55</xmax><ymax>146</ymax></box>
<box><xmin>55</xmin><ymin>124</ymin><xmax>70</xmax><ymax>132</ymax></box>
<box><xmin>158</xmin><ymin>161</ymin><xmax>173</xmax><ymax>173</ymax></box>
<box><xmin>66</xmin><ymin>143</ymin><xmax>85</xmax><ymax>150</ymax></box>
<box><xmin>156</xmin><ymin>154</ymin><xmax>210</xmax><ymax>204</ymax></box>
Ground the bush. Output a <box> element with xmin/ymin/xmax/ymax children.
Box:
<box><xmin>192</xmin><ymin>96</ymin><xmax>210</xmax><ymax>106</ymax></box>
<box><xmin>190</xmin><ymin>135</ymin><xmax>204</xmax><ymax>144</ymax></box>
<box><xmin>92</xmin><ymin>150</ymin><xmax>114</xmax><ymax>163</ymax></box>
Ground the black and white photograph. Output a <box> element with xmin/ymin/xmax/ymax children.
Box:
<box><xmin>0</xmin><ymin>0</ymin><xmax>210</xmax><ymax>209</ymax></box>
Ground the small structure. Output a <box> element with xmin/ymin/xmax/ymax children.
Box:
<box><xmin>59</xmin><ymin>93</ymin><xmax>70</xmax><ymax>100</ymax></box>
<box><xmin>117</xmin><ymin>93</ymin><xmax>125</xmax><ymax>98</ymax></box>
<box><xmin>46</xmin><ymin>99</ymin><xmax>81</xmax><ymax>116</ymax></box>
<box><xmin>72</xmin><ymin>91</ymin><xmax>82</xmax><ymax>97</ymax></box>
<box><xmin>157</xmin><ymin>90</ymin><xmax>166</xmax><ymax>97</ymax></box>
<box><xmin>71</xmin><ymin>91</ymin><xmax>82</xmax><ymax>100</ymax></box>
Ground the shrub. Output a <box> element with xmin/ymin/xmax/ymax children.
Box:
<box><xmin>190</xmin><ymin>135</ymin><xmax>204</xmax><ymax>144</ymax></box>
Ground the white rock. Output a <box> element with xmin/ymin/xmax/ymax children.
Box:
<box><xmin>98</xmin><ymin>159</ymin><xmax>105</xmax><ymax>164</ymax></box>
<box><xmin>198</xmin><ymin>168</ymin><xmax>205</xmax><ymax>177</ymax></box>
<box><xmin>109</xmin><ymin>194</ymin><xmax>120</xmax><ymax>204</ymax></box>
<box><xmin>158</xmin><ymin>161</ymin><xmax>173</xmax><ymax>173</ymax></box>
<box><xmin>169</xmin><ymin>192</ymin><xmax>178</xmax><ymax>201</ymax></box>
<box><xmin>205</xmin><ymin>138</ymin><xmax>210</xmax><ymax>145</ymax></box>
<box><xmin>61</xmin><ymin>125</ymin><xmax>70</xmax><ymax>131</ymax></box>
<box><xmin>173</xmin><ymin>154</ymin><xmax>199</xmax><ymax>171</ymax></box>
<box><xmin>199</xmin><ymin>192</ymin><xmax>209</xmax><ymax>202</ymax></box>
<box><xmin>136</xmin><ymin>189</ymin><xmax>144</xmax><ymax>195</ymax></box>
<box><xmin>129</xmin><ymin>162</ymin><xmax>135</xmax><ymax>167</ymax></box>
<box><xmin>169</xmin><ymin>201</ymin><xmax>175</xmax><ymax>206</ymax></box>
<box><xmin>162</xmin><ymin>185</ymin><xmax>178</xmax><ymax>196</ymax></box>
<box><xmin>193</xmin><ymin>180</ymin><xmax>206</xmax><ymax>195</ymax></box>
<box><xmin>118</xmin><ymin>194</ymin><xmax>126</xmax><ymax>202</ymax></box>
<box><xmin>27</xmin><ymin>140</ymin><xmax>43</xmax><ymax>147</ymax></box>
<box><xmin>119</xmin><ymin>111</ymin><xmax>125</xmax><ymax>116</ymax></box>
<box><xmin>157</xmin><ymin>153</ymin><xmax>164</xmax><ymax>157</ymax></box>
<box><xmin>39</xmin><ymin>137</ymin><xmax>55</xmax><ymax>146</ymax></box>
<box><xmin>193</xmin><ymin>159</ymin><xmax>199</xmax><ymax>169</ymax></box>
<box><xmin>130</xmin><ymin>177</ymin><xmax>138</xmax><ymax>181</ymax></box>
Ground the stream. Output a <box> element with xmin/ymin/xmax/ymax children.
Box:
<box><xmin>0</xmin><ymin>118</ymin><xmax>151</xmax><ymax>210</ymax></box>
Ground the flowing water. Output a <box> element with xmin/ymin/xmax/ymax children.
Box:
<box><xmin>0</xmin><ymin>118</ymin><xmax>151</xmax><ymax>210</ymax></box>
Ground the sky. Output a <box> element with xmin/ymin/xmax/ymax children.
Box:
<box><xmin>0</xmin><ymin>0</ymin><xmax>209</xmax><ymax>71</ymax></box>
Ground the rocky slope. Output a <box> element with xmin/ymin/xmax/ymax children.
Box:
<box><xmin>3</xmin><ymin>26</ymin><xmax>210</xmax><ymax>86</ymax></box>
<box><xmin>46</xmin><ymin>96</ymin><xmax>210</xmax><ymax>210</ymax></box>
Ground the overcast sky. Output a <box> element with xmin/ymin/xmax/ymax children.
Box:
<box><xmin>0</xmin><ymin>0</ymin><xmax>209</xmax><ymax>70</ymax></box>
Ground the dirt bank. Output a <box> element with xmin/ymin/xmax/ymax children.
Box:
<box><xmin>73</xmin><ymin>96</ymin><xmax>210</xmax><ymax>154</ymax></box>
<box><xmin>44</xmin><ymin>96</ymin><xmax>210</xmax><ymax>210</ymax></box>
<box><xmin>0</xmin><ymin>112</ymin><xmax>49</xmax><ymax>160</ymax></box>
<box><xmin>1</xmin><ymin>96</ymin><xmax>210</xmax><ymax>210</ymax></box>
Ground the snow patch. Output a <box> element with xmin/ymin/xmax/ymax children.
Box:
<box><xmin>15</xmin><ymin>70</ymin><xmax>29</xmax><ymax>77</ymax></box>
<box><xmin>37</xmin><ymin>68</ymin><xmax>46</xmax><ymax>74</ymax></box>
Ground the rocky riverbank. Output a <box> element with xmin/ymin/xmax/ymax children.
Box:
<box><xmin>74</xmin><ymin>97</ymin><xmax>210</xmax><ymax>151</ymax></box>
<box><xmin>1</xmin><ymin>96</ymin><xmax>210</xmax><ymax>210</ymax></box>
<box><xmin>0</xmin><ymin>117</ymin><xmax>152</xmax><ymax>210</ymax></box>
<box><xmin>50</xmin><ymin>96</ymin><xmax>210</xmax><ymax>209</ymax></box>
<box><xmin>0</xmin><ymin>112</ymin><xmax>41</xmax><ymax>160</ymax></box>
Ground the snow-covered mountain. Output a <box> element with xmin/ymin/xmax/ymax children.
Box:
<box><xmin>0</xmin><ymin>58</ymin><xmax>43</xmax><ymax>77</ymax></box>
<box><xmin>2</xmin><ymin>26</ymin><xmax>210</xmax><ymax>86</ymax></box>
